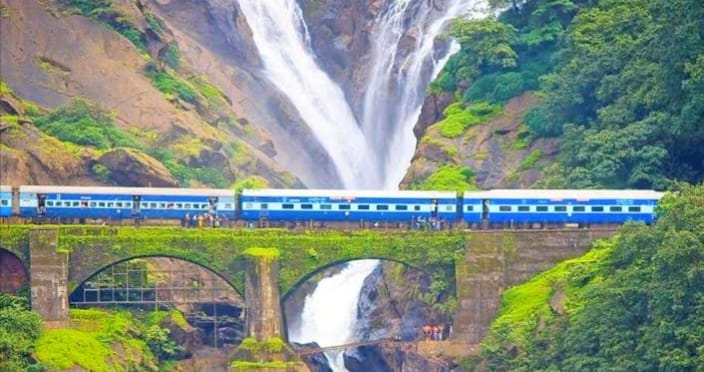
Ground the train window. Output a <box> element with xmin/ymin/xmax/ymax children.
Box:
<box><xmin>81</xmin><ymin>201</ymin><xmax>88</xmax><ymax>207</ymax></box>
<box><xmin>358</xmin><ymin>205</ymin><xmax>370</xmax><ymax>210</ymax></box>
<box><xmin>72</xmin><ymin>201</ymin><xmax>80</xmax><ymax>207</ymax></box>
<box><xmin>245</xmin><ymin>203</ymin><xmax>253</xmax><ymax>209</ymax></box>
<box><xmin>47</xmin><ymin>201</ymin><xmax>55</xmax><ymax>206</ymax></box>
<box><xmin>224</xmin><ymin>203</ymin><xmax>232</xmax><ymax>209</ymax></box>
<box><xmin>628</xmin><ymin>206</ymin><xmax>641</xmax><ymax>212</ymax></box>
<box><xmin>125</xmin><ymin>202</ymin><xmax>132</xmax><ymax>208</ymax></box>
<box><xmin>414</xmin><ymin>205</ymin><xmax>421</xmax><ymax>211</ymax></box>
<box><xmin>98</xmin><ymin>202</ymin><xmax>106</xmax><ymax>207</ymax></box>
<box><xmin>90</xmin><ymin>202</ymin><xmax>96</xmax><ymax>207</ymax></box>
<box><xmin>592</xmin><ymin>206</ymin><xmax>604</xmax><ymax>212</ymax></box>
<box><xmin>395</xmin><ymin>205</ymin><xmax>408</xmax><ymax>211</ymax></box>
<box><xmin>320</xmin><ymin>204</ymin><xmax>332</xmax><ymax>210</ymax></box>
<box><xmin>0</xmin><ymin>200</ymin><xmax>7</xmax><ymax>206</ymax></box>
<box><xmin>610</xmin><ymin>206</ymin><xmax>622</xmax><ymax>212</ymax></box>
<box><xmin>301</xmin><ymin>204</ymin><xmax>313</xmax><ymax>210</ymax></box>
<box><xmin>536</xmin><ymin>206</ymin><xmax>548</xmax><ymax>212</ymax></box>
<box><xmin>555</xmin><ymin>206</ymin><xmax>567</xmax><ymax>212</ymax></box>
<box><xmin>152</xmin><ymin>203</ymin><xmax>159</xmax><ymax>208</ymax></box>
<box><xmin>376</xmin><ymin>205</ymin><xmax>388</xmax><ymax>211</ymax></box>
<box><xmin>338</xmin><ymin>204</ymin><xmax>350</xmax><ymax>210</ymax></box>
<box><xmin>141</xmin><ymin>203</ymin><xmax>148</xmax><ymax>208</ymax></box>
<box><xmin>573</xmin><ymin>206</ymin><xmax>586</xmax><ymax>212</ymax></box>
<box><xmin>499</xmin><ymin>206</ymin><xmax>512</xmax><ymax>212</ymax></box>
<box><xmin>466</xmin><ymin>206</ymin><xmax>474</xmax><ymax>212</ymax></box>
<box><xmin>445</xmin><ymin>206</ymin><xmax>453</xmax><ymax>211</ymax></box>
<box><xmin>107</xmin><ymin>202</ymin><xmax>114</xmax><ymax>207</ymax></box>
<box><xmin>518</xmin><ymin>206</ymin><xmax>530</xmax><ymax>212</ymax></box>
<box><xmin>184</xmin><ymin>203</ymin><xmax>191</xmax><ymax>209</ymax></box>
<box><xmin>175</xmin><ymin>203</ymin><xmax>183</xmax><ymax>209</ymax></box>
<box><xmin>115</xmin><ymin>202</ymin><xmax>123</xmax><ymax>208</ymax></box>
<box><xmin>282</xmin><ymin>203</ymin><xmax>294</xmax><ymax>209</ymax></box>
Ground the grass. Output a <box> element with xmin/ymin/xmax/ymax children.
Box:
<box><xmin>411</xmin><ymin>165</ymin><xmax>477</xmax><ymax>192</ymax></box>
<box><xmin>35</xmin><ymin>308</ymin><xmax>156</xmax><ymax>371</ymax></box>
<box><xmin>517</xmin><ymin>149</ymin><xmax>543</xmax><ymax>171</ymax></box>
<box><xmin>490</xmin><ymin>241</ymin><xmax>614</xmax><ymax>345</ymax></box>
<box><xmin>437</xmin><ymin>101</ymin><xmax>503</xmax><ymax>138</ymax></box>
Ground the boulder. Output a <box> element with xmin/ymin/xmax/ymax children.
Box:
<box><xmin>97</xmin><ymin>148</ymin><xmax>178</xmax><ymax>187</ymax></box>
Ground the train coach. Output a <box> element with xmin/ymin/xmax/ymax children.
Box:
<box><xmin>0</xmin><ymin>185</ymin><xmax>12</xmax><ymax>218</ymax></box>
<box><xmin>16</xmin><ymin>186</ymin><xmax>237</xmax><ymax>221</ymax></box>
<box><xmin>240</xmin><ymin>189</ymin><xmax>458</xmax><ymax>223</ymax></box>
<box><xmin>463</xmin><ymin>189</ymin><xmax>664</xmax><ymax>226</ymax></box>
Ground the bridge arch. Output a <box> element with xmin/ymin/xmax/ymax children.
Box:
<box><xmin>282</xmin><ymin>257</ymin><xmax>428</xmax><ymax>302</ymax></box>
<box><xmin>70</xmin><ymin>254</ymin><xmax>244</xmax><ymax>299</ymax></box>
<box><xmin>0</xmin><ymin>247</ymin><xmax>30</xmax><ymax>294</ymax></box>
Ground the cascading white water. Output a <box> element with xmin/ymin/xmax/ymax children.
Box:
<box><xmin>236</xmin><ymin>0</ymin><xmax>379</xmax><ymax>189</ymax></box>
<box><xmin>288</xmin><ymin>260</ymin><xmax>380</xmax><ymax>371</ymax></box>
<box><xmin>237</xmin><ymin>1</ymin><xmax>488</xmax><ymax>371</ymax></box>
<box><xmin>361</xmin><ymin>0</ymin><xmax>490</xmax><ymax>189</ymax></box>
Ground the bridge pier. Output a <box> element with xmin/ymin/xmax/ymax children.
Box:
<box><xmin>244</xmin><ymin>249</ymin><xmax>285</xmax><ymax>340</ymax></box>
<box><xmin>29</xmin><ymin>229</ymin><xmax>69</xmax><ymax>328</ymax></box>
<box><xmin>231</xmin><ymin>247</ymin><xmax>306</xmax><ymax>371</ymax></box>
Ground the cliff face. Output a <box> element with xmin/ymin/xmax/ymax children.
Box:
<box><xmin>0</xmin><ymin>0</ymin><xmax>335</xmax><ymax>187</ymax></box>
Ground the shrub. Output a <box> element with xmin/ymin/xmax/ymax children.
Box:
<box><xmin>148</xmin><ymin>71</ymin><xmax>199</xmax><ymax>104</ymax></box>
<box><xmin>411</xmin><ymin>165</ymin><xmax>477</xmax><ymax>192</ymax></box>
<box><xmin>437</xmin><ymin>101</ymin><xmax>502</xmax><ymax>138</ymax></box>
<box><xmin>34</xmin><ymin>98</ymin><xmax>140</xmax><ymax>149</ymax></box>
<box><xmin>91</xmin><ymin>164</ymin><xmax>112</xmax><ymax>183</ymax></box>
<box><xmin>163</xmin><ymin>44</ymin><xmax>180</xmax><ymax>69</ymax></box>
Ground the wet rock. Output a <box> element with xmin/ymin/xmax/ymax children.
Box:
<box><xmin>344</xmin><ymin>345</ymin><xmax>392</xmax><ymax>372</ymax></box>
<box><xmin>291</xmin><ymin>342</ymin><xmax>333</xmax><ymax>372</ymax></box>
<box><xmin>97</xmin><ymin>148</ymin><xmax>179</xmax><ymax>187</ymax></box>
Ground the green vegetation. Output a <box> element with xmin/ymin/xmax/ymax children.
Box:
<box><xmin>243</xmin><ymin>247</ymin><xmax>281</xmax><ymax>261</ymax></box>
<box><xmin>34</xmin><ymin>98</ymin><xmax>140</xmax><ymax>150</ymax></box>
<box><xmin>411</xmin><ymin>165</ymin><xmax>477</xmax><ymax>192</ymax></box>
<box><xmin>162</xmin><ymin>44</ymin><xmax>181</xmax><ymax>69</ymax></box>
<box><xmin>434</xmin><ymin>0</ymin><xmax>704</xmax><ymax>188</ymax></box>
<box><xmin>479</xmin><ymin>184</ymin><xmax>704</xmax><ymax>370</ymax></box>
<box><xmin>0</xmin><ymin>80</ymin><xmax>13</xmax><ymax>95</ymax></box>
<box><xmin>230</xmin><ymin>360</ymin><xmax>297</xmax><ymax>369</ymax></box>
<box><xmin>436</xmin><ymin>102</ymin><xmax>502</xmax><ymax>138</ymax></box>
<box><xmin>147</xmin><ymin>147</ymin><xmax>228</xmax><ymax>187</ymax></box>
<box><xmin>517</xmin><ymin>149</ymin><xmax>543</xmax><ymax>171</ymax></box>
<box><xmin>233</xmin><ymin>175</ymin><xmax>269</xmax><ymax>193</ymax></box>
<box><xmin>0</xmin><ymin>294</ymin><xmax>42</xmax><ymax>371</ymax></box>
<box><xmin>146</xmin><ymin>69</ymin><xmax>199</xmax><ymax>104</ymax></box>
<box><xmin>35</xmin><ymin>308</ymin><xmax>184</xmax><ymax>371</ymax></box>
<box><xmin>58</xmin><ymin>0</ymin><xmax>146</xmax><ymax>50</ymax></box>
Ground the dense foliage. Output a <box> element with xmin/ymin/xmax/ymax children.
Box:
<box><xmin>478</xmin><ymin>183</ymin><xmax>704</xmax><ymax>370</ymax></box>
<box><xmin>0</xmin><ymin>294</ymin><xmax>42</xmax><ymax>371</ymax></box>
<box><xmin>434</xmin><ymin>0</ymin><xmax>704</xmax><ymax>188</ymax></box>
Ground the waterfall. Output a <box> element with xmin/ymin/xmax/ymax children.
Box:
<box><xmin>236</xmin><ymin>0</ymin><xmax>379</xmax><ymax>189</ymax></box>
<box><xmin>237</xmin><ymin>1</ymin><xmax>488</xmax><ymax>370</ymax></box>
<box><xmin>288</xmin><ymin>260</ymin><xmax>380</xmax><ymax>371</ymax></box>
<box><xmin>361</xmin><ymin>0</ymin><xmax>490</xmax><ymax>189</ymax></box>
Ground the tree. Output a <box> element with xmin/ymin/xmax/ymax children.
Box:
<box><xmin>0</xmin><ymin>294</ymin><xmax>42</xmax><ymax>371</ymax></box>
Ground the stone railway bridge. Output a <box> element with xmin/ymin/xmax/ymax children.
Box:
<box><xmin>0</xmin><ymin>225</ymin><xmax>617</xmax><ymax>367</ymax></box>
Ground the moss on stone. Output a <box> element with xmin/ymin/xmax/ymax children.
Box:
<box><xmin>243</xmin><ymin>247</ymin><xmax>281</xmax><ymax>261</ymax></box>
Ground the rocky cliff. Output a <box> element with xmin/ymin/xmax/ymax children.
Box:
<box><xmin>0</xmin><ymin>0</ymin><xmax>337</xmax><ymax>187</ymax></box>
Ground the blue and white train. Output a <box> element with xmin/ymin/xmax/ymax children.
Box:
<box><xmin>0</xmin><ymin>185</ymin><xmax>664</xmax><ymax>227</ymax></box>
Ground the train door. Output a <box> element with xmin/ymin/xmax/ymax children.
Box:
<box><xmin>208</xmin><ymin>197</ymin><xmax>217</xmax><ymax>214</ymax></box>
<box><xmin>11</xmin><ymin>187</ymin><xmax>19</xmax><ymax>216</ymax></box>
<box><xmin>131</xmin><ymin>195</ymin><xmax>141</xmax><ymax>217</ymax></box>
<box><xmin>37</xmin><ymin>194</ymin><xmax>47</xmax><ymax>217</ymax></box>
<box><xmin>482</xmin><ymin>199</ymin><xmax>489</xmax><ymax>226</ymax></box>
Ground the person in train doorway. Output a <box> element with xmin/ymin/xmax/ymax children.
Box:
<box><xmin>183</xmin><ymin>213</ymin><xmax>190</xmax><ymax>228</ymax></box>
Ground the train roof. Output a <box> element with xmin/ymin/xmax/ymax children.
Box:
<box><xmin>240</xmin><ymin>189</ymin><xmax>458</xmax><ymax>199</ymax></box>
<box><xmin>0</xmin><ymin>185</ymin><xmax>11</xmax><ymax>192</ymax></box>
<box><xmin>463</xmin><ymin>189</ymin><xmax>665</xmax><ymax>200</ymax></box>
<box><xmin>18</xmin><ymin>185</ymin><xmax>234</xmax><ymax>197</ymax></box>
